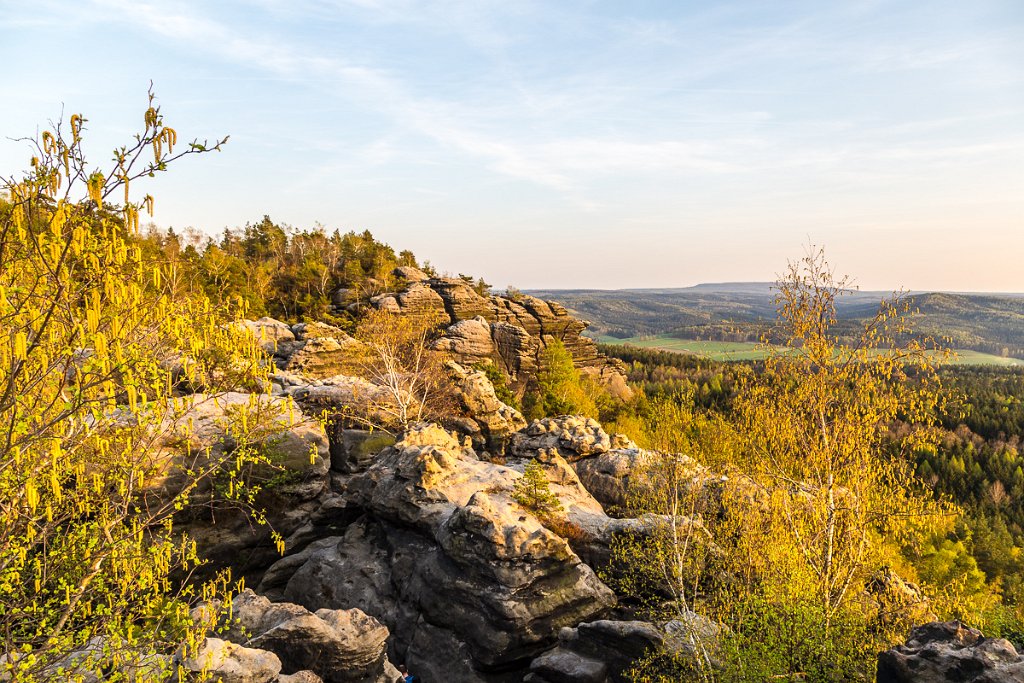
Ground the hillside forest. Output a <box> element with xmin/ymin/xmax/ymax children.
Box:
<box><xmin>3</xmin><ymin>97</ymin><xmax>1024</xmax><ymax>682</ymax></box>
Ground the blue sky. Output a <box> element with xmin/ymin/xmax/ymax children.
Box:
<box><xmin>2</xmin><ymin>1</ymin><xmax>1022</xmax><ymax>290</ymax></box>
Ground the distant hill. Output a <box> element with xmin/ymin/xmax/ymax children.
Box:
<box><xmin>526</xmin><ymin>284</ymin><xmax>1024</xmax><ymax>360</ymax></box>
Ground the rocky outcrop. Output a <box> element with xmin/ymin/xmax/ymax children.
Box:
<box><xmin>511</xmin><ymin>416</ymin><xmax>617</xmax><ymax>462</ymax></box>
<box><xmin>242</xmin><ymin>317</ymin><xmax>300</xmax><ymax>358</ymax></box>
<box><xmin>359</xmin><ymin>271</ymin><xmax>630</xmax><ymax>400</ymax></box>
<box><xmin>238</xmin><ymin>318</ymin><xmax>360</xmax><ymax>377</ymax></box>
<box><xmin>205</xmin><ymin>589</ymin><xmax>398</xmax><ymax>683</ymax></box>
<box><xmin>183</xmin><ymin>638</ymin><xmax>287</xmax><ymax>683</ymax></box>
<box><xmin>877</xmin><ymin>621</ymin><xmax>1024</xmax><ymax>682</ymax></box>
<box><xmin>433</xmin><ymin>317</ymin><xmax>495</xmax><ymax>361</ymax></box>
<box><xmin>158</xmin><ymin>392</ymin><xmax>331</xmax><ymax>479</ymax></box>
<box><xmin>527</xmin><ymin>620</ymin><xmax>662</xmax><ymax>683</ymax></box>
<box><xmin>444</xmin><ymin>361</ymin><xmax>526</xmax><ymax>451</ymax></box>
<box><xmin>274</xmin><ymin>372</ymin><xmax>399</xmax><ymax>429</ymax></box>
<box><xmin>156</xmin><ymin>392</ymin><xmax>332</xmax><ymax>579</ymax></box>
<box><xmin>527</xmin><ymin>615</ymin><xmax>721</xmax><ymax>683</ymax></box>
<box><xmin>284</xmin><ymin>336</ymin><xmax>359</xmax><ymax>377</ymax></box>
<box><xmin>259</xmin><ymin>425</ymin><xmax>618</xmax><ymax>679</ymax></box>
<box><xmin>867</xmin><ymin>567</ymin><xmax>938</xmax><ymax>630</ymax></box>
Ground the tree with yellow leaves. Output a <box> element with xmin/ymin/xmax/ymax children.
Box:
<box><xmin>343</xmin><ymin>308</ymin><xmax>452</xmax><ymax>433</ymax></box>
<box><xmin>0</xmin><ymin>91</ymin><xmax>278</xmax><ymax>681</ymax></box>
<box><xmin>734</xmin><ymin>246</ymin><xmax>953</xmax><ymax>638</ymax></box>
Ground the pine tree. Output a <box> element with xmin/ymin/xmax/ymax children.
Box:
<box><xmin>513</xmin><ymin>460</ymin><xmax>563</xmax><ymax>519</ymax></box>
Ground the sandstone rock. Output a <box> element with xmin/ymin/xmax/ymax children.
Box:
<box><xmin>278</xmin><ymin>673</ymin><xmax>325</xmax><ymax>683</ymax></box>
<box><xmin>216</xmin><ymin>589</ymin><xmax>395</xmax><ymax>683</ymax></box>
<box><xmin>433</xmin><ymin>318</ymin><xmax>495</xmax><ymax>360</ymax></box>
<box><xmin>283</xmin><ymin>336</ymin><xmax>360</xmax><ymax>377</ymax></box>
<box><xmin>242</xmin><ymin>318</ymin><xmax>297</xmax><ymax>356</ymax></box>
<box><xmin>403</xmin><ymin>618</ymin><xmax>483</xmax><ymax>682</ymax></box>
<box><xmin>444</xmin><ymin>361</ymin><xmax>526</xmax><ymax>451</ymax></box>
<box><xmin>161</xmin><ymin>392</ymin><xmax>330</xmax><ymax>479</ymax></box>
<box><xmin>527</xmin><ymin>620</ymin><xmax>664</xmax><ymax>683</ymax></box>
<box><xmin>263</xmin><ymin>424</ymin><xmax>617</xmax><ymax>675</ymax></box>
<box><xmin>511</xmin><ymin>416</ymin><xmax>612</xmax><ymax>462</ymax></box>
<box><xmin>395</xmin><ymin>282</ymin><xmax>447</xmax><ymax>317</ymax></box>
<box><xmin>183</xmin><ymin>638</ymin><xmax>282</xmax><ymax>683</ymax></box>
<box><xmin>327</xmin><ymin>428</ymin><xmax>396</xmax><ymax>473</ymax></box>
<box><xmin>282</xmin><ymin>374</ymin><xmax>400</xmax><ymax>429</ymax></box>
<box><xmin>490</xmin><ymin>321</ymin><xmax>537</xmax><ymax>382</ymax></box>
<box><xmin>360</xmin><ymin>277</ymin><xmax>631</xmax><ymax>399</ymax></box>
<box><xmin>153</xmin><ymin>392</ymin><xmax>332</xmax><ymax>580</ymax></box>
<box><xmin>369</xmin><ymin>294</ymin><xmax>401</xmax><ymax>314</ymax></box>
<box><xmin>393</xmin><ymin>265</ymin><xmax>430</xmax><ymax>283</ymax></box>
<box><xmin>573</xmin><ymin>449</ymin><xmax>646</xmax><ymax>511</ymax></box>
<box><xmin>877</xmin><ymin>621</ymin><xmax>1024</xmax><ymax>682</ymax></box>
<box><xmin>430</xmin><ymin>278</ymin><xmax>494</xmax><ymax>320</ymax></box>
<box><xmin>292</xmin><ymin>322</ymin><xmax>351</xmax><ymax>342</ymax></box>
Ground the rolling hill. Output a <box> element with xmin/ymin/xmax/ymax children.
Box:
<box><xmin>527</xmin><ymin>284</ymin><xmax>1024</xmax><ymax>360</ymax></box>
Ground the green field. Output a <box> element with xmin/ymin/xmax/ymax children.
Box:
<box><xmin>596</xmin><ymin>334</ymin><xmax>1024</xmax><ymax>367</ymax></box>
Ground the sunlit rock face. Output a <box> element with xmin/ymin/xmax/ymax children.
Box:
<box><xmin>360</xmin><ymin>269</ymin><xmax>632</xmax><ymax>400</ymax></box>
<box><xmin>259</xmin><ymin>424</ymin><xmax>618</xmax><ymax>680</ymax></box>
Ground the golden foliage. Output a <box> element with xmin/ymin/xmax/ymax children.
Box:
<box><xmin>0</xmin><ymin>93</ymin><xmax>261</xmax><ymax>681</ymax></box>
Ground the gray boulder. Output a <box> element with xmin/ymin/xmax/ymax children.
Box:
<box><xmin>261</xmin><ymin>424</ymin><xmax>617</xmax><ymax>676</ymax></box>
<box><xmin>213</xmin><ymin>589</ymin><xmax>398</xmax><ymax>683</ymax></box>
<box><xmin>877</xmin><ymin>621</ymin><xmax>1024</xmax><ymax>682</ymax></box>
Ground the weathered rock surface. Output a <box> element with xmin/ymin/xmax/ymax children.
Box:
<box><xmin>433</xmin><ymin>317</ymin><xmax>496</xmax><ymax>361</ymax></box>
<box><xmin>394</xmin><ymin>265</ymin><xmax>431</xmax><ymax>283</ymax></box>
<box><xmin>358</xmin><ymin>273</ymin><xmax>630</xmax><ymax>399</ymax></box>
<box><xmin>526</xmin><ymin>618</ymin><xmax>719</xmax><ymax>683</ymax></box>
<box><xmin>182</xmin><ymin>638</ymin><xmax>284</xmax><ymax>683</ymax></box>
<box><xmin>284</xmin><ymin>336</ymin><xmax>360</xmax><ymax>377</ymax></box>
<box><xmin>242</xmin><ymin>317</ymin><xmax>298</xmax><ymax>357</ymax></box>
<box><xmin>159</xmin><ymin>392</ymin><xmax>330</xmax><ymax>478</ymax></box>
<box><xmin>511</xmin><ymin>417</ymin><xmax>615</xmax><ymax>462</ymax></box>
<box><xmin>259</xmin><ymin>424</ymin><xmax>618</xmax><ymax>679</ymax></box>
<box><xmin>156</xmin><ymin>392</ymin><xmax>332</xmax><ymax>579</ymax></box>
<box><xmin>276</xmin><ymin>372</ymin><xmax>399</xmax><ymax>429</ymax></box>
<box><xmin>573</xmin><ymin>449</ymin><xmax>647</xmax><ymax>511</ymax></box>
<box><xmin>444</xmin><ymin>360</ymin><xmax>526</xmax><ymax>451</ymax></box>
<box><xmin>877</xmin><ymin>621</ymin><xmax>1024</xmax><ymax>682</ymax></box>
<box><xmin>211</xmin><ymin>589</ymin><xmax>398</xmax><ymax>683</ymax></box>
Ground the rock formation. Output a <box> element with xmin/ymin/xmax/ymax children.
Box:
<box><xmin>199</xmin><ymin>589</ymin><xmax>399</xmax><ymax>683</ymax></box>
<box><xmin>358</xmin><ymin>269</ymin><xmax>631</xmax><ymax>400</ymax></box>
<box><xmin>258</xmin><ymin>425</ymin><xmax>619</xmax><ymax>680</ymax></box>
<box><xmin>877</xmin><ymin>621</ymin><xmax>1024</xmax><ymax>682</ymax></box>
<box><xmin>167</xmin><ymin>321</ymin><xmax>739</xmax><ymax>681</ymax></box>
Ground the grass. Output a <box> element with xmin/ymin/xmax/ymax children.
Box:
<box><xmin>596</xmin><ymin>334</ymin><xmax>1024</xmax><ymax>367</ymax></box>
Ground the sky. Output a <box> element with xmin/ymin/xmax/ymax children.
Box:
<box><xmin>2</xmin><ymin>0</ymin><xmax>1023</xmax><ymax>291</ymax></box>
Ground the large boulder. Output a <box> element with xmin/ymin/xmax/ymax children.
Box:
<box><xmin>877</xmin><ymin>621</ymin><xmax>1024</xmax><ymax>682</ymax></box>
<box><xmin>278</xmin><ymin>373</ymin><xmax>401</xmax><ymax>430</ymax></box>
<box><xmin>444</xmin><ymin>361</ymin><xmax>526</xmax><ymax>452</ymax></box>
<box><xmin>211</xmin><ymin>589</ymin><xmax>398</xmax><ymax>683</ymax></box>
<box><xmin>511</xmin><ymin>417</ymin><xmax>613</xmax><ymax>462</ymax></box>
<box><xmin>260</xmin><ymin>424</ymin><xmax>617</xmax><ymax>677</ymax></box>
<box><xmin>241</xmin><ymin>317</ymin><xmax>299</xmax><ymax>357</ymax></box>
<box><xmin>182</xmin><ymin>638</ymin><xmax>283</xmax><ymax>683</ymax></box>
<box><xmin>161</xmin><ymin>392</ymin><xmax>330</xmax><ymax>476</ymax></box>
<box><xmin>527</xmin><ymin>618</ymin><xmax>716</xmax><ymax>683</ymax></box>
<box><xmin>433</xmin><ymin>318</ymin><xmax>495</xmax><ymax>361</ymax></box>
<box><xmin>283</xmin><ymin>336</ymin><xmax>360</xmax><ymax>377</ymax></box>
<box><xmin>153</xmin><ymin>392</ymin><xmax>331</xmax><ymax>579</ymax></box>
<box><xmin>394</xmin><ymin>265</ymin><xmax>431</xmax><ymax>283</ymax></box>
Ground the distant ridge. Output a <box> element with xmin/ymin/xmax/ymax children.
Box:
<box><xmin>525</xmin><ymin>285</ymin><xmax>1024</xmax><ymax>360</ymax></box>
